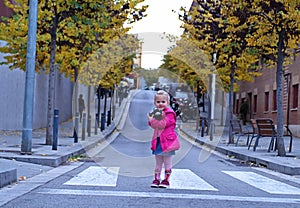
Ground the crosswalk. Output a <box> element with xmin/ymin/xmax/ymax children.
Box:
<box><xmin>62</xmin><ymin>166</ymin><xmax>300</xmax><ymax>195</ymax></box>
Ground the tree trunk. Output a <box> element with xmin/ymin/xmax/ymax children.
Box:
<box><xmin>228</xmin><ymin>61</ymin><xmax>235</xmax><ymax>144</ymax></box>
<box><xmin>46</xmin><ymin>20</ymin><xmax>58</xmax><ymax>145</ymax></box>
<box><xmin>276</xmin><ymin>29</ymin><xmax>286</xmax><ymax>156</ymax></box>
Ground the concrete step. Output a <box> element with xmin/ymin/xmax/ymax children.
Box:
<box><xmin>0</xmin><ymin>167</ymin><xmax>17</xmax><ymax>188</ymax></box>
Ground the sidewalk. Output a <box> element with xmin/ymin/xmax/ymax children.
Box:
<box><xmin>179</xmin><ymin>121</ymin><xmax>300</xmax><ymax>175</ymax></box>
<box><xmin>0</xmin><ymin>90</ymin><xmax>133</xmax><ymax>188</ymax></box>
<box><xmin>1</xmin><ymin>90</ymin><xmax>300</xmax><ymax>189</ymax></box>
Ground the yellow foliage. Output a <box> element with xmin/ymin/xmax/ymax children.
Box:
<box><xmin>0</xmin><ymin>0</ymin><xmax>147</xmax><ymax>88</ymax></box>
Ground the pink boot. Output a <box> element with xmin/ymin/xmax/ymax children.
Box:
<box><xmin>151</xmin><ymin>169</ymin><xmax>161</xmax><ymax>188</ymax></box>
<box><xmin>159</xmin><ymin>169</ymin><xmax>171</xmax><ymax>188</ymax></box>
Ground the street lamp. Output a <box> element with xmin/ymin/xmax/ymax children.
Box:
<box><xmin>21</xmin><ymin>0</ymin><xmax>38</xmax><ymax>154</ymax></box>
<box><xmin>209</xmin><ymin>53</ymin><xmax>217</xmax><ymax>141</ymax></box>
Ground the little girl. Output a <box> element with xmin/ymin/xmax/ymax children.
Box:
<box><xmin>148</xmin><ymin>90</ymin><xmax>180</xmax><ymax>188</ymax></box>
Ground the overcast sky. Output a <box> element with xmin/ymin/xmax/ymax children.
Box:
<box><xmin>129</xmin><ymin>0</ymin><xmax>192</xmax><ymax>69</ymax></box>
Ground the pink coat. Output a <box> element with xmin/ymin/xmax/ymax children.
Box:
<box><xmin>148</xmin><ymin>107</ymin><xmax>180</xmax><ymax>153</ymax></box>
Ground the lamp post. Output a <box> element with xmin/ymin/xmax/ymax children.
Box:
<box><xmin>209</xmin><ymin>53</ymin><xmax>217</xmax><ymax>141</ymax></box>
<box><xmin>21</xmin><ymin>0</ymin><xmax>38</xmax><ymax>154</ymax></box>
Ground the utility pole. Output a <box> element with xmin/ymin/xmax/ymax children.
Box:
<box><xmin>209</xmin><ymin>53</ymin><xmax>217</xmax><ymax>141</ymax></box>
<box><xmin>21</xmin><ymin>0</ymin><xmax>38</xmax><ymax>154</ymax></box>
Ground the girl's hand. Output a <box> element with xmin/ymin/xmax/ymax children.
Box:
<box><xmin>147</xmin><ymin>113</ymin><xmax>153</xmax><ymax>121</ymax></box>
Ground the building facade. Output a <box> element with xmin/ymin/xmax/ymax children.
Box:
<box><xmin>236</xmin><ymin>54</ymin><xmax>300</xmax><ymax>137</ymax></box>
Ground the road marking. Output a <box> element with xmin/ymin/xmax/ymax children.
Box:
<box><xmin>64</xmin><ymin>167</ymin><xmax>217</xmax><ymax>190</ymax></box>
<box><xmin>223</xmin><ymin>171</ymin><xmax>300</xmax><ymax>195</ymax></box>
<box><xmin>37</xmin><ymin>188</ymin><xmax>300</xmax><ymax>204</ymax></box>
<box><xmin>170</xmin><ymin>169</ymin><xmax>217</xmax><ymax>191</ymax></box>
<box><xmin>64</xmin><ymin>166</ymin><xmax>119</xmax><ymax>187</ymax></box>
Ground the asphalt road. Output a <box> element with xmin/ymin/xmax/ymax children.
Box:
<box><xmin>2</xmin><ymin>90</ymin><xmax>300</xmax><ymax>208</ymax></box>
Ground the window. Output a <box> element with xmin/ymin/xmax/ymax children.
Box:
<box><xmin>265</xmin><ymin>92</ymin><xmax>269</xmax><ymax>111</ymax></box>
<box><xmin>253</xmin><ymin>95</ymin><xmax>257</xmax><ymax>113</ymax></box>
<box><xmin>292</xmin><ymin>84</ymin><xmax>299</xmax><ymax>108</ymax></box>
<box><xmin>273</xmin><ymin>90</ymin><xmax>277</xmax><ymax>111</ymax></box>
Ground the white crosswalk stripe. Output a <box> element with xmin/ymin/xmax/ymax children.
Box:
<box><xmin>223</xmin><ymin>171</ymin><xmax>300</xmax><ymax>195</ymax></box>
<box><xmin>64</xmin><ymin>167</ymin><xmax>119</xmax><ymax>187</ymax></box>
<box><xmin>63</xmin><ymin>166</ymin><xmax>300</xmax><ymax>195</ymax></box>
<box><xmin>63</xmin><ymin>166</ymin><xmax>217</xmax><ymax>191</ymax></box>
<box><xmin>170</xmin><ymin>169</ymin><xmax>217</xmax><ymax>191</ymax></box>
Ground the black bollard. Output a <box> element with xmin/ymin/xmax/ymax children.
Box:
<box><xmin>82</xmin><ymin>113</ymin><xmax>86</xmax><ymax>141</ymax></box>
<box><xmin>201</xmin><ymin>117</ymin><xmax>205</xmax><ymax>137</ymax></box>
<box><xmin>95</xmin><ymin>113</ymin><xmax>98</xmax><ymax>135</ymax></box>
<box><xmin>100</xmin><ymin>113</ymin><xmax>105</xmax><ymax>131</ymax></box>
<box><xmin>88</xmin><ymin>115</ymin><xmax>91</xmax><ymax>137</ymax></box>
<box><xmin>107</xmin><ymin>110</ymin><xmax>111</xmax><ymax>126</ymax></box>
<box><xmin>52</xmin><ymin>109</ymin><xmax>59</xmax><ymax>150</ymax></box>
<box><xmin>74</xmin><ymin>112</ymin><xmax>79</xmax><ymax>143</ymax></box>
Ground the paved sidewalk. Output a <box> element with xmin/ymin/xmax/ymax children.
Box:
<box><xmin>0</xmin><ymin>90</ymin><xmax>133</xmax><ymax>188</ymax></box>
<box><xmin>179</xmin><ymin>121</ymin><xmax>300</xmax><ymax>176</ymax></box>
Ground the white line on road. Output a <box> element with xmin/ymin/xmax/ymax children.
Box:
<box><xmin>64</xmin><ymin>166</ymin><xmax>119</xmax><ymax>187</ymax></box>
<box><xmin>37</xmin><ymin>188</ymin><xmax>300</xmax><ymax>204</ymax></box>
<box><xmin>223</xmin><ymin>171</ymin><xmax>300</xmax><ymax>195</ymax></box>
<box><xmin>170</xmin><ymin>169</ymin><xmax>218</xmax><ymax>191</ymax></box>
<box><xmin>63</xmin><ymin>167</ymin><xmax>217</xmax><ymax>191</ymax></box>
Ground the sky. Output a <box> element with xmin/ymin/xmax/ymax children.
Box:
<box><xmin>128</xmin><ymin>0</ymin><xmax>192</xmax><ymax>69</ymax></box>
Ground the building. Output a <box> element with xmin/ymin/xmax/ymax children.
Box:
<box><xmin>236</xmin><ymin>53</ymin><xmax>300</xmax><ymax>137</ymax></box>
<box><xmin>0</xmin><ymin>1</ymin><xmax>14</xmax><ymax>21</ymax></box>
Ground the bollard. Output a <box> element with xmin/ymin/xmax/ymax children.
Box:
<box><xmin>82</xmin><ymin>113</ymin><xmax>86</xmax><ymax>141</ymax></box>
<box><xmin>112</xmin><ymin>104</ymin><xmax>115</xmax><ymax>121</ymax></box>
<box><xmin>52</xmin><ymin>109</ymin><xmax>59</xmax><ymax>150</ymax></box>
<box><xmin>95</xmin><ymin>113</ymin><xmax>98</xmax><ymax>135</ymax></box>
<box><xmin>87</xmin><ymin>115</ymin><xmax>91</xmax><ymax>137</ymax></box>
<box><xmin>74</xmin><ymin>112</ymin><xmax>79</xmax><ymax>143</ymax></box>
<box><xmin>100</xmin><ymin>113</ymin><xmax>105</xmax><ymax>131</ymax></box>
<box><xmin>201</xmin><ymin>117</ymin><xmax>205</xmax><ymax>137</ymax></box>
<box><xmin>107</xmin><ymin>110</ymin><xmax>111</xmax><ymax>126</ymax></box>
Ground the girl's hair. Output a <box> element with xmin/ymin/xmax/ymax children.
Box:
<box><xmin>155</xmin><ymin>90</ymin><xmax>170</xmax><ymax>102</ymax></box>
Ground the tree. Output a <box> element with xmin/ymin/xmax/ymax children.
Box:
<box><xmin>179</xmin><ymin>0</ymin><xmax>261</xmax><ymax>142</ymax></box>
<box><xmin>0</xmin><ymin>0</ymin><xmax>147</xmax><ymax>144</ymax></box>
<box><xmin>179</xmin><ymin>1</ymin><xmax>260</xmax><ymax>91</ymax></box>
<box><xmin>237</xmin><ymin>0</ymin><xmax>300</xmax><ymax>156</ymax></box>
<box><xmin>78</xmin><ymin>34</ymin><xmax>140</xmax><ymax>88</ymax></box>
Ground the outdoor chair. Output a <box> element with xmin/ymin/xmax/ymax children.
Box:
<box><xmin>250</xmin><ymin>118</ymin><xmax>293</xmax><ymax>152</ymax></box>
<box><xmin>229</xmin><ymin>119</ymin><xmax>250</xmax><ymax>146</ymax></box>
<box><xmin>247</xmin><ymin>119</ymin><xmax>258</xmax><ymax>150</ymax></box>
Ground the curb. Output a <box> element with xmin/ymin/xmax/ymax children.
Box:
<box><xmin>179</xmin><ymin>128</ymin><xmax>300</xmax><ymax>175</ymax></box>
<box><xmin>0</xmin><ymin>167</ymin><xmax>17</xmax><ymax>188</ymax></box>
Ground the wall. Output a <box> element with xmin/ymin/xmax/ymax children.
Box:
<box><xmin>237</xmin><ymin>54</ymin><xmax>300</xmax><ymax>137</ymax></box>
<box><xmin>0</xmin><ymin>51</ymin><xmax>74</xmax><ymax>130</ymax></box>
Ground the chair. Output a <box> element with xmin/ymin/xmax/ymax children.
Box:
<box><xmin>229</xmin><ymin>119</ymin><xmax>250</xmax><ymax>146</ymax></box>
<box><xmin>252</xmin><ymin>118</ymin><xmax>276</xmax><ymax>152</ymax></box>
<box><xmin>284</xmin><ymin>125</ymin><xmax>293</xmax><ymax>152</ymax></box>
<box><xmin>247</xmin><ymin>119</ymin><xmax>258</xmax><ymax>150</ymax></box>
<box><xmin>250</xmin><ymin>118</ymin><xmax>293</xmax><ymax>152</ymax></box>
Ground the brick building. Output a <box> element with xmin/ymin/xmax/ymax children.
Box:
<box><xmin>236</xmin><ymin>53</ymin><xmax>300</xmax><ymax>136</ymax></box>
<box><xmin>0</xmin><ymin>1</ymin><xmax>14</xmax><ymax>21</ymax></box>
